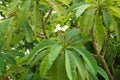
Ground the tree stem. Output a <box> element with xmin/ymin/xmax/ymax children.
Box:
<box><xmin>40</xmin><ymin>11</ymin><xmax>48</xmax><ymax>39</ymax></box>
<box><xmin>100</xmin><ymin>56</ymin><xmax>114</xmax><ymax>80</ymax></box>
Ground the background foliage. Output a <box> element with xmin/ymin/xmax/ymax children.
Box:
<box><xmin>0</xmin><ymin>0</ymin><xmax>120</xmax><ymax>80</ymax></box>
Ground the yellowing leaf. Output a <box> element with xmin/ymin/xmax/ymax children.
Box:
<box><xmin>94</xmin><ymin>15</ymin><xmax>105</xmax><ymax>53</ymax></box>
<box><xmin>109</xmin><ymin>6</ymin><xmax>120</xmax><ymax>19</ymax></box>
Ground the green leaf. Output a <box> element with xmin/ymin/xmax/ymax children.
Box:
<box><xmin>17</xmin><ymin>0</ymin><xmax>31</xmax><ymax>27</ymax></box>
<box><xmin>73</xmin><ymin>46</ymin><xmax>98</xmax><ymax>75</ymax></box>
<box><xmin>65</xmin><ymin>51</ymin><xmax>73</xmax><ymax>80</ymax></box>
<box><xmin>0</xmin><ymin>18</ymin><xmax>13</xmax><ymax>35</ymax></box>
<box><xmin>57</xmin><ymin>54</ymin><xmax>68</xmax><ymax>80</ymax></box>
<box><xmin>65</xmin><ymin>29</ymin><xmax>80</xmax><ymax>42</ymax></box>
<box><xmin>80</xmin><ymin>9</ymin><xmax>95</xmax><ymax>38</ymax></box>
<box><xmin>40</xmin><ymin>43</ymin><xmax>62</xmax><ymax>77</ymax></box>
<box><xmin>75</xmin><ymin>4</ymin><xmax>90</xmax><ymax>19</ymax></box>
<box><xmin>50</xmin><ymin>1</ymin><xmax>67</xmax><ymax>16</ymax></box>
<box><xmin>71</xmin><ymin>51</ymin><xmax>86</xmax><ymax>80</ymax></box>
<box><xmin>109</xmin><ymin>6</ymin><xmax>120</xmax><ymax>19</ymax></box>
<box><xmin>23</xmin><ymin>22</ymin><xmax>34</xmax><ymax>43</ymax></box>
<box><xmin>0</xmin><ymin>56</ymin><xmax>5</xmax><ymax>74</ymax></box>
<box><xmin>66</xmin><ymin>50</ymin><xmax>77</xmax><ymax>80</ymax></box>
<box><xmin>28</xmin><ymin>40</ymin><xmax>55</xmax><ymax>63</ymax></box>
<box><xmin>94</xmin><ymin>15</ymin><xmax>105</xmax><ymax>53</ymax></box>
<box><xmin>31</xmin><ymin>1</ymin><xmax>41</xmax><ymax>37</ymax></box>
<box><xmin>5</xmin><ymin>0</ymin><xmax>20</xmax><ymax>15</ymax></box>
<box><xmin>5</xmin><ymin>26</ymin><xmax>14</xmax><ymax>49</ymax></box>
<box><xmin>31</xmin><ymin>50</ymin><xmax>47</xmax><ymax>65</ymax></box>
<box><xmin>102</xmin><ymin>10</ymin><xmax>111</xmax><ymax>28</ymax></box>
<box><xmin>49</xmin><ymin>58</ymin><xmax>58</xmax><ymax>80</ymax></box>
<box><xmin>67</xmin><ymin>3</ymin><xmax>81</xmax><ymax>14</ymax></box>
<box><xmin>2</xmin><ymin>53</ymin><xmax>16</xmax><ymax>66</ymax></box>
<box><xmin>98</xmin><ymin>66</ymin><xmax>109</xmax><ymax>80</ymax></box>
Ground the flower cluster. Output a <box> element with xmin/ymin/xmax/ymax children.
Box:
<box><xmin>54</xmin><ymin>24</ymin><xmax>69</xmax><ymax>32</ymax></box>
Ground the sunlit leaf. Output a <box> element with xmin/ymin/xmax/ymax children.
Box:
<box><xmin>80</xmin><ymin>9</ymin><xmax>95</xmax><ymax>38</ymax></box>
<box><xmin>17</xmin><ymin>0</ymin><xmax>31</xmax><ymax>27</ymax></box>
<box><xmin>40</xmin><ymin>43</ymin><xmax>62</xmax><ymax>77</ymax></box>
<box><xmin>65</xmin><ymin>50</ymin><xmax>73</xmax><ymax>80</ymax></box>
<box><xmin>109</xmin><ymin>6</ymin><xmax>120</xmax><ymax>19</ymax></box>
<box><xmin>75</xmin><ymin>4</ymin><xmax>90</xmax><ymax>19</ymax></box>
<box><xmin>49</xmin><ymin>1</ymin><xmax>67</xmax><ymax>16</ymax></box>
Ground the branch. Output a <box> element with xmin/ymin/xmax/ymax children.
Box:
<box><xmin>100</xmin><ymin>56</ymin><xmax>114</xmax><ymax>80</ymax></box>
<box><xmin>40</xmin><ymin>11</ymin><xmax>48</xmax><ymax>39</ymax></box>
<box><xmin>44</xmin><ymin>8</ymin><xmax>53</xmax><ymax>23</ymax></box>
<box><xmin>102</xmin><ymin>30</ymin><xmax>110</xmax><ymax>57</ymax></box>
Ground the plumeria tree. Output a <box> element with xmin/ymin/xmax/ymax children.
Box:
<box><xmin>0</xmin><ymin>0</ymin><xmax>120</xmax><ymax>80</ymax></box>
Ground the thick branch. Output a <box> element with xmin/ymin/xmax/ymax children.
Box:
<box><xmin>100</xmin><ymin>56</ymin><xmax>114</xmax><ymax>80</ymax></box>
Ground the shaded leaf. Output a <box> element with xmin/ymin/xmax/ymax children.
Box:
<box><xmin>102</xmin><ymin>10</ymin><xmax>111</xmax><ymax>28</ymax></box>
<box><xmin>28</xmin><ymin>40</ymin><xmax>55</xmax><ymax>63</ymax></box>
<box><xmin>98</xmin><ymin>66</ymin><xmax>109</xmax><ymax>80</ymax></box>
<box><xmin>23</xmin><ymin>22</ymin><xmax>34</xmax><ymax>43</ymax></box>
<box><xmin>73</xmin><ymin>46</ymin><xmax>98</xmax><ymax>75</ymax></box>
<box><xmin>2</xmin><ymin>53</ymin><xmax>16</xmax><ymax>66</ymax></box>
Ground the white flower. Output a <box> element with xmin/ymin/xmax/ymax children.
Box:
<box><xmin>61</xmin><ymin>25</ymin><xmax>69</xmax><ymax>31</ymax></box>
<box><xmin>0</xmin><ymin>15</ymin><xmax>4</xmax><ymax>20</ymax></box>
<box><xmin>56</xmin><ymin>24</ymin><xmax>62</xmax><ymax>30</ymax></box>
<box><xmin>0</xmin><ymin>1</ymin><xmax>2</xmax><ymax>4</ymax></box>
<box><xmin>54</xmin><ymin>24</ymin><xmax>69</xmax><ymax>32</ymax></box>
<box><xmin>25</xmin><ymin>49</ymin><xmax>30</xmax><ymax>55</ymax></box>
<box><xmin>54</xmin><ymin>28</ymin><xmax>58</xmax><ymax>32</ymax></box>
<box><xmin>52</xmin><ymin>11</ymin><xmax>56</xmax><ymax>14</ymax></box>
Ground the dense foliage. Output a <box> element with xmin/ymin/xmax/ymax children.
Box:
<box><xmin>0</xmin><ymin>0</ymin><xmax>120</xmax><ymax>80</ymax></box>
